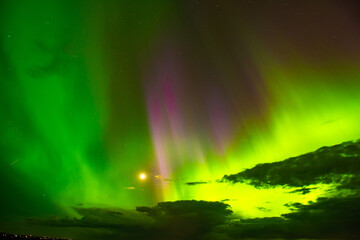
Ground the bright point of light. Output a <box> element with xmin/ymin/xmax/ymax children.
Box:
<box><xmin>139</xmin><ymin>173</ymin><xmax>146</xmax><ymax>180</ymax></box>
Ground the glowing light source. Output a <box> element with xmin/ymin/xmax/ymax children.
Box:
<box><xmin>139</xmin><ymin>173</ymin><xmax>147</xmax><ymax>180</ymax></box>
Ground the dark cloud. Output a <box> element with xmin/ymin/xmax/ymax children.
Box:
<box><xmin>221</xmin><ymin>140</ymin><xmax>360</xmax><ymax>190</ymax></box>
<box><xmin>185</xmin><ymin>181</ymin><xmax>208</xmax><ymax>185</ymax></box>
<box><xmin>288</xmin><ymin>187</ymin><xmax>317</xmax><ymax>195</ymax></box>
<box><xmin>28</xmin><ymin>200</ymin><xmax>233</xmax><ymax>240</ymax></box>
<box><xmin>136</xmin><ymin>200</ymin><xmax>233</xmax><ymax>239</ymax></box>
<box><xmin>28</xmin><ymin>207</ymin><xmax>151</xmax><ymax>229</ymax></box>
<box><xmin>227</xmin><ymin>195</ymin><xmax>360</xmax><ymax>239</ymax></box>
<box><xmin>228</xmin><ymin>216</ymin><xmax>293</xmax><ymax>239</ymax></box>
<box><xmin>282</xmin><ymin>195</ymin><xmax>360</xmax><ymax>238</ymax></box>
<box><xmin>24</xmin><ymin>195</ymin><xmax>360</xmax><ymax>239</ymax></box>
<box><xmin>28</xmin><ymin>207</ymin><xmax>158</xmax><ymax>240</ymax></box>
<box><xmin>336</xmin><ymin>174</ymin><xmax>360</xmax><ymax>190</ymax></box>
<box><xmin>256</xmin><ymin>207</ymin><xmax>271</xmax><ymax>212</ymax></box>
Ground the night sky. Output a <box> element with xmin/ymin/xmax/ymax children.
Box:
<box><xmin>1</xmin><ymin>0</ymin><xmax>360</xmax><ymax>239</ymax></box>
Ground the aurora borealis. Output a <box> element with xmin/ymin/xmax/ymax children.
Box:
<box><xmin>1</xmin><ymin>0</ymin><xmax>360</xmax><ymax>239</ymax></box>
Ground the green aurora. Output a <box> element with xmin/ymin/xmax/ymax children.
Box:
<box><xmin>1</xmin><ymin>0</ymin><xmax>360</xmax><ymax>239</ymax></box>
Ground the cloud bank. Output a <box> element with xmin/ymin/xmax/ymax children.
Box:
<box><xmin>27</xmin><ymin>140</ymin><xmax>360</xmax><ymax>239</ymax></box>
<box><xmin>222</xmin><ymin>140</ymin><xmax>360</xmax><ymax>191</ymax></box>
